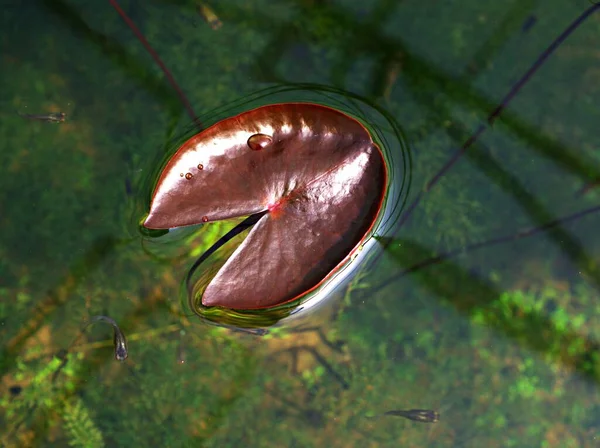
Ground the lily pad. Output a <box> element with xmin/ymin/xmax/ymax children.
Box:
<box><xmin>144</xmin><ymin>103</ymin><xmax>387</xmax><ymax>309</ymax></box>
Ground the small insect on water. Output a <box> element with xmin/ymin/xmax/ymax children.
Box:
<box><xmin>17</xmin><ymin>111</ymin><xmax>66</xmax><ymax>123</ymax></box>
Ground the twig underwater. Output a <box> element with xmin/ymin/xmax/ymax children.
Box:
<box><xmin>392</xmin><ymin>3</ymin><xmax>600</xmax><ymax>234</ymax></box>
<box><xmin>80</xmin><ymin>315</ymin><xmax>129</xmax><ymax>361</ymax></box>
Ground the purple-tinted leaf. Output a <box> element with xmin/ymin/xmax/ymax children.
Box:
<box><xmin>145</xmin><ymin>103</ymin><xmax>387</xmax><ymax>309</ymax></box>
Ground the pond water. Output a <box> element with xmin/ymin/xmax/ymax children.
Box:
<box><xmin>1</xmin><ymin>1</ymin><xmax>600</xmax><ymax>447</ymax></box>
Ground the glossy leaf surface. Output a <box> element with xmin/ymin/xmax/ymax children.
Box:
<box><xmin>145</xmin><ymin>104</ymin><xmax>387</xmax><ymax>309</ymax></box>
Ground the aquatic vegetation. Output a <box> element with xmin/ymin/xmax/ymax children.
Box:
<box><xmin>61</xmin><ymin>397</ymin><xmax>104</xmax><ymax>448</ymax></box>
<box><xmin>411</xmin><ymin>138</ymin><xmax>488</xmax><ymax>249</ymax></box>
<box><xmin>0</xmin><ymin>353</ymin><xmax>82</xmax><ymax>446</ymax></box>
<box><xmin>472</xmin><ymin>280</ymin><xmax>600</xmax><ymax>373</ymax></box>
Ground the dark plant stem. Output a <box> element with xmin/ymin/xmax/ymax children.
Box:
<box><xmin>108</xmin><ymin>0</ymin><xmax>200</xmax><ymax>127</ymax></box>
<box><xmin>396</xmin><ymin>3</ymin><xmax>600</xmax><ymax>231</ymax></box>
<box><xmin>186</xmin><ymin>210</ymin><xmax>269</xmax><ymax>293</ymax></box>
<box><xmin>374</xmin><ymin>204</ymin><xmax>600</xmax><ymax>294</ymax></box>
<box><xmin>303</xmin><ymin>346</ymin><xmax>350</xmax><ymax>390</ymax></box>
<box><xmin>279</xmin><ymin>345</ymin><xmax>350</xmax><ymax>390</ymax></box>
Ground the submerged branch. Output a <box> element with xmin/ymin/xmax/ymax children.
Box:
<box><xmin>108</xmin><ymin>0</ymin><xmax>200</xmax><ymax>126</ymax></box>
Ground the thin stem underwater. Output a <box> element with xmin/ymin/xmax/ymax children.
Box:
<box><xmin>394</xmin><ymin>3</ymin><xmax>600</xmax><ymax>231</ymax></box>
<box><xmin>373</xmin><ymin>203</ymin><xmax>600</xmax><ymax>295</ymax></box>
<box><xmin>108</xmin><ymin>0</ymin><xmax>201</xmax><ymax>127</ymax></box>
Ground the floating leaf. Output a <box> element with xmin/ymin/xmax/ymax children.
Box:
<box><xmin>145</xmin><ymin>104</ymin><xmax>387</xmax><ymax>309</ymax></box>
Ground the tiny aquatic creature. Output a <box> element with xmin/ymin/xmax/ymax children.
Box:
<box><xmin>383</xmin><ymin>409</ymin><xmax>439</xmax><ymax>423</ymax></box>
<box><xmin>84</xmin><ymin>315</ymin><xmax>128</xmax><ymax>361</ymax></box>
<box><xmin>198</xmin><ymin>3</ymin><xmax>222</xmax><ymax>30</ymax></box>
<box><xmin>145</xmin><ymin>103</ymin><xmax>387</xmax><ymax>310</ymax></box>
<box><xmin>114</xmin><ymin>0</ymin><xmax>600</xmax><ymax>322</ymax></box>
<box><xmin>5</xmin><ymin>316</ymin><xmax>129</xmax><ymax>442</ymax></box>
<box><xmin>17</xmin><ymin>111</ymin><xmax>65</xmax><ymax>123</ymax></box>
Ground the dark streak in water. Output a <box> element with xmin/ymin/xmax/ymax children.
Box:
<box><xmin>521</xmin><ymin>15</ymin><xmax>537</xmax><ymax>33</ymax></box>
<box><xmin>125</xmin><ymin>176</ymin><xmax>133</xmax><ymax>196</ymax></box>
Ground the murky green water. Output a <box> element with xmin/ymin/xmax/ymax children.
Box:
<box><xmin>1</xmin><ymin>1</ymin><xmax>600</xmax><ymax>447</ymax></box>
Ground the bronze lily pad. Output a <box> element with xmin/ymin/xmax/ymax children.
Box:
<box><xmin>144</xmin><ymin>103</ymin><xmax>387</xmax><ymax>309</ymax></box>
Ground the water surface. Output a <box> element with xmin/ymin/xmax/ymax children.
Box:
<box><xmin>1</xmin><ymin>1</ymin><xmax>599</xmax><ymax>447</ymax></box>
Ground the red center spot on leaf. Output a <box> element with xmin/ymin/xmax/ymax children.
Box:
<box><xmin>144</xmin><ymin>103</ymin><xmax>387</xmax><ymax>309</ymax></box>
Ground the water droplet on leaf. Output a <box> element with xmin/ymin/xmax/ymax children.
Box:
<box><xmin>185</xmin><ymin>173</ymin><xmax>193</xmax><ymax>179</ymax></box>
<box><xmin>197</xmin><ymin>163</ymin><xmax>204</xmax><ymax>170</ymax></box>
<box><xmin>202</xmin><ymin>216</ymin><xmax>209</xmax><ymax>222</ymax></box>
<box><xmin>247</xmin><ymin>133</ymin><xmax>273</xmax><ymax>151</ymax></box>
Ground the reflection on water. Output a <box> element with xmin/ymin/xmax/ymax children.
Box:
<box><xmin>1</xmin><ymin>1</ymin><xmax>600</xmax><ymax>447</ymax></box>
